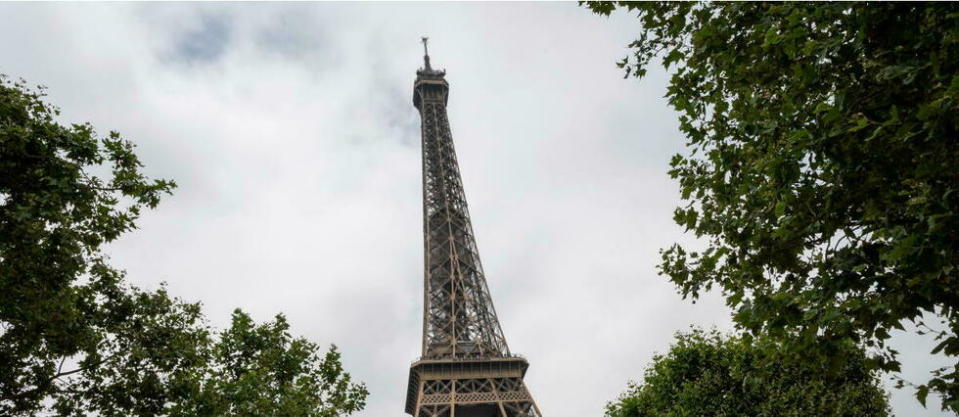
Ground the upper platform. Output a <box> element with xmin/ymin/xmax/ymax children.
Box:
<box><xmin>413</xmin><ymin>37</ymin><xmax>449</xmax><ymax>109</ymax></box>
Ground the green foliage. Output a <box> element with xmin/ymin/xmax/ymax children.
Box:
<box><xmin>0</xmin><ymin>76</ymin><xmax>367</xmax><ymax>416</ymax></box>
<box><xmin>606</xmin><ymin>329</ymin><xmax>890</xmax><ymax>417</ymax></box>
<box><xmin>0</xmin><ymin>74</ymin><xmax>176</xmax><ymax>414</ymax></box>
<box><xmin>196</xmin><ymin>311</ymin><xmax>368</xmax><ymax>417</ymax></box>
<box><xmin>588</xmin><ymin>2</ymin><xmax>959</xmax><ymax>411</ymax></box>
<box><xmin>50</xmin><ymin>307</ymin><xmax>368</xmax><ymax>417</ymax></box>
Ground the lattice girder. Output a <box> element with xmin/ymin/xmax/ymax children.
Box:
<box><xmin>416</xmin><ymin>76</ymin><xmax>509</xmax><ymax>360</ymax></box>
<box><xmin>407</xmin><ymin>45</ymin><xmax>543</xmax><ymax>417</ymax></box>
<box><xmin>412</xmin><ymin>372</ymin><xmax>542</xmax><ymax>417</ymax></box>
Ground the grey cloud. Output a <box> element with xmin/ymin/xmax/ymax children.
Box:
<box><xmin>255</xmin><ymin>13</ymin><xmax>325</xmax><ymax>61</ymax></box>
<box><xmin>173</xmin><ymin>13</ymin><xmax>232</xmax><ymax>64</ymax></box>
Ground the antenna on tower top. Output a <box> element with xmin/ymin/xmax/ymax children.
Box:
<box><xmin>421</xmin><ymin>36</ymin><xmax>432</xmax><ymax>70</ymax></box>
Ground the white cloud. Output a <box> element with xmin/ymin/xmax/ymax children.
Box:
<box><xmin>0</xmin><ymin>3</ymin><xmax>948</xmax><ymax>416</ymax></box>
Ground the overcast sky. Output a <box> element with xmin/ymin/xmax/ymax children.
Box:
<box><xmin>0</xmin><ymin>3</ymin><xmax>950</xmax><ymax>416</ymax></box>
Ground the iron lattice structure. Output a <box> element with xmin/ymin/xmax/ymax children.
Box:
<box><xmin>406</xmin><ymin>40</ymin><xmax>543</xmax><ymax>417</ymax></box>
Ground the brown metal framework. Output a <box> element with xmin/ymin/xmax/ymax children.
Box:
<box><xmin>406</xmin><ymin>39</ymin><xmax>543</xmax><ymax>417</ymax></box>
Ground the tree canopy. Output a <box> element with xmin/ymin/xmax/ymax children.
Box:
<box><xmin>588</xmin><ymin>2</ymin><xmax>959</xmax><ymax>411</ymax></box>
<box><xmin>0</xmin><ymin>76</ymin><xmax>367</xmax><ymax>416</ymax></box>
<box><xmin>606</xmin><ymin>329</ymin><xmax>890</xmax><ymax>417</ymax></box>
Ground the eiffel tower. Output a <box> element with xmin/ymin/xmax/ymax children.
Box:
<box><xmin>405</xmin><ymin>38</ymin><xmax>544</xmax><ymax>417</ymax></box>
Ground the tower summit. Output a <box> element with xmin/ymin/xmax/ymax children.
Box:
<box><xmin>405</xmin><ymin>39</ymin><xmax>544</xmax><ymax>417</ymax></box>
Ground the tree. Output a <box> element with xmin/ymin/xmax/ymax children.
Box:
<box><xmin>51</xmin><ymin>306</ymin><xmax>368</xmax><ymax>417</ymax></box>
<box><xmin>0</xmin><ymin>76</ymin><xmax>367</xmax><ymax>416</ymax></box>
<box><xmin>587</xmin><ymin>2</ymin><xmax>959</xmax><ymax>411</ymax></box>
<box><xmin>606</xmin><ymin>329</ymin><xmax>890</xmax><ymax>417</ymax></box>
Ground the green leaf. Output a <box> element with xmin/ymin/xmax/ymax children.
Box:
<box><xmin>590</xmin><ymin>2</ymin><xmax>959</xmax><ymax>412</ymax></box>
<box><xmin>775</xmin><ymin>201</ymin><xmax>787</xmax><ymax>218</ymax></box>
